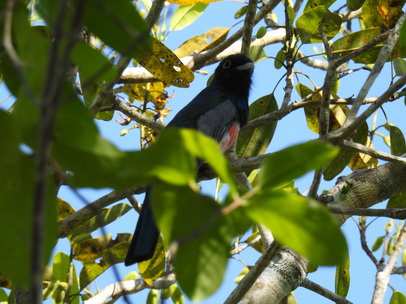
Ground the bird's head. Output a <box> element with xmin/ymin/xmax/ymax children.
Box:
<box><xmin>212</xmin><ymin>54</ymin><xmax>254</xmax><ymax>99</ymax></box>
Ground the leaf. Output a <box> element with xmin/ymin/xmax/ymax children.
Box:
<box><xmin>138</xmin><ymin>38</ymin><xmax>195</xmax><ymax>88</ymax></box>
<box><xmin>167</xmin><ymin>0</ymin><xmax>219</xmax><ymax>6</ymax></box>
<box><xmin>57</xmin><ymin>198</ymin><xmax>75</xmax><ymax>222</ymax></box>
<box><xmin>0</xmin><ymin>288</ymin><xmax>7</xmax><ymax>303</ymax></box>
<box><xmin>68</xmin><ymin>203</ymin><xmax>132</xmax><ymax>240</ymax></box>
<box><xmin>174</xmin><ymin>27</ymin><xmax>230</xmax><ymax>58</ymax></box>
<box><xmin>76</xmin><ymin>0</ymin><xmax>151</xmax><ymax>58</ymax></box>
<box><xmin>258</xmin><ymin>141</ymin><xmax>339</xmax><ymax>189</ymax></box>
<box><xmin>347</xmin><ymin>0</ymin><xmax>365</xmax><ymax>11</ymax></box>
<box><xmin>234</xmin><ymin>6</ymin><xmax>248</xmax><ymax>19</ymax></box>
<box><xmin>0</xmin><ymin>111</ymin><xmax>57</xmax><ymax>288</ymax></box>
<box><xmin>296</xmin><ymin>6</ymin><xmax>342</xmax><ymax>44</ymax></box>
<box><xmin>249</xmin><ymin>46</ymin><xmax>268</xmax><ymax>62</ymax></box>
<box><xmin>256</xmin><ymin>26</ymin><xmax>267</xmax><ymax>39</ymax></box>
<box><xmin>387</xmin><ymin>124</ymin><xmax>406</xmax><ymax>156</ymax></box>
<box><xmin>394</xmin><ymin>57</ymin><xmax>406</xmax><ymax>76</ymax></box>
<box><xmin>304</xmin><ymin>0</ymin><xmax>336</xmax><ymax>12</ymax></box>
<box><xmin>372</xmin><ymin>236</ymin><xmax>384</xmax><ymax>251</ymax></box>
<box><xmin>387</xmin><ymin>192</ymin><xmax>406</xmax><ymax>208</ymax></box>
<box><xmin>137</xmin><ymin>239</ymin><xmax>166</xmax><ymax>284</ymax></box>
<box><xmin>335</xmin><ymin>252</ymin><xmax>350</xmax><ymax>298</ymax></box>
<box><xmin>169</xmin><ymin>3</ymin><xmax>208</xmax><ymax>31</ymax></box>
<box><xmin>151</xmin><ymin>183</ymin><xmax>230</xmax><ymax>301</ymax></box>
<box><xmin>390</xmin><ymin>291</ymin><xmax>406</xmax><ymax>304</ymax></box>
<box><xmin>237</xmin><ymin>94</ymin><xmax>278</xmax><ymax>160</ymax></box>
<box><xmin>377</xmin><ymin>0</ymin><xmax>404</xmax><ymax>31</ymax></box>
<box><xmin>246</xmin><ymin>190</ymin><xmax>348</xmax><ymax>265</ymax></box>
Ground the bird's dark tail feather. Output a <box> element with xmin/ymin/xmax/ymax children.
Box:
<box><xmin>125</xmin><ymin>187</ymin><xmax>160</xmax><ymax>266</ymax></box>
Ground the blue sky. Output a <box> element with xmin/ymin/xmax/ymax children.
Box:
<box><xmin>1</xmin><ymin>1</ymin><xmax>406</xmax><ymax>303</ymax></box>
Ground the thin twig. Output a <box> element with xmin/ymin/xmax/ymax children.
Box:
<box><xmin>301</xmin><ymin>278</ymin><xmax>353</xmax><ymax>304</ymax></box>
<box><xmin>329</xmin><ymin>206</ymin><xmax>406</xmax><ymax>220</ymax></box>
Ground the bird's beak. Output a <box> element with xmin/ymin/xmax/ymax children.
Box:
<box><xmin>236</xmin><ymin>62</ymin><xmax>255</xmax><ymax>71</ymax></box>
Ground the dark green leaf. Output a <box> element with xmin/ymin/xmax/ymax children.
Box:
<box><xmin>256</xmin><ymin>26</ymin><xmax>267</xmax><ymax>39</ymax></box>
<box><xmin>387</xmin><ymin>192</ymin><xmax>406</xmax><ymax>208</ymax></box>
<box><xmin>347</xmin><ymin>0</ymin><xmax>365</xmax><ymax>11</ymax></box>
<box><xmin>234</xmin><ymin>6</ymin><xmax>248</xmax><ymax>18</ymax></box>
<box><xmin>78</xmin><ymin>0</ymin><xmax>151</xmax><ymax>58</ymax></box>
<box><xmin>151</xmin><ymin>183</ymin><xmax>231</xmax><ymax>301</ymax></box>
<box><xmin>237</xmin><ymin>94</ymin><xmax>278</xmax><ymax>160</ymax></box>
<box><xmin>275</xmin><ymin>49</ymin><xmax>285</xmax><ymax>69</ymax></box>
<box><xmin>258</xmin><ymin>141</ymin><xmax>339</xmax><ymax>189</ymax></box>
<box><xmin>245</xmin><ymin>190</ymin><xmax>348</xmax><ymax>265</ymax></box>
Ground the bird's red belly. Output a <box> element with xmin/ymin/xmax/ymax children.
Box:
<box><xmin>220</xmin><ymin>123</ymin><xmax>240</xmax><ymax>152</ymax></box>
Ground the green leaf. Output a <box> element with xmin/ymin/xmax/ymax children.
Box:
<box><xmin>0</xmin><ymin>111</ymin><xmax>57</xmax><ymax>288</ymax></box>
<box><xmin>394</xmin><ymin>57</ymin><xmax>406</xmax><ymax>76</ymax></box>
<box><xmin>78</xmin><ymin>0</ymin><xmax>151</xmax><ymax>58</ymax></box>
<box><xmin>169</xmin><ymin>3</ymin><xmax>208</xmax><ymax>31</ymax></box>
<box><xmin>296</xmin><ymin>6</ymin><xmax>342</xmax><ymax>43</ymax></box>
<box><xmin>390</xmin><ymin>291</ymin><xmax>406</xmax><ymax>304</ymax></box>
<box><xmin>246</xmin><ymin>190</ymin><xmax>348</xmax><ymax>265</ymax></box>
<box><xmin>256</xmin><ymin>26</ymin><xmax>267</xmax><ymax>39</ymax></box>
<box><xmin>387</xmin><ymin>192</ymin><xmax>406</xmax><ymax>208</ymax></box>
<box><xmin>372</xmin><ymin>236</ymin><xmax>384</xmax><ymax>251</ymax></box>
<box><xmin>347</xmin><ymin>0</ymin><xmax>365</xmax><ymax>11</ymax></box>
<box><xmin>387</xmin><ymin>124</ymin><xmax>406</xmax><ymax>156</ymax></box>
<box><xmin>0</xmin><ymin>288</ymin><xmax>8</xmax><ymax>303</ymax></box>
<box><xmin>258</xmin><ymin>141</ymin><xmax>339</xmax><ymax>189</ymax></box>
<box><xmin>274</xmin><ymin>49</ymin><xmax>285</xmax><ymax>69</ymax></box>
<box><xmin>234</xmin><ymin>5</ymin><xmax>248</xmax><ymax>19</ymax></box>
<box><xmin>151</xmin><ymin>183</ymin><xmax>240</xmax><ymax>301</ymax></box>
<box><xmin>304</xmin><ymin>0</ymin><xmax>336</xmax><ymax>12</ymax></box>
<box><xmin>68</xmin><ymin>203</ymin><xmax>132</xmax><ymax>240</ymax></box>
<box><xmin>237</xmin><ymin>94</ymin><xmax>278</xmax><ymax>160</ymax></box>
<box><xmin>335</xmin><ymin>252</ymin><xmax>350</xmax><ymax>298</ymax></box>
<box><xmin>249</xmin><ymin>46</ymin><xmax>268</xmax><ymax>62</ymax></box>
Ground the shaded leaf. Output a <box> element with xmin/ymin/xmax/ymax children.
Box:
<box><xmin>77</xmin><ymin>0</ymin><xmax>151</xmax><ymax>58</ymax></box>
<box><xmin>138</xmin><ymin>38</ymin><xmax>194</xmax><ymax>88</ymax></box>
<box><xmin>377</xmin><ymin>0</ymin><xmax>404</xmax><ymax>31</ymax></box>
<box><xmin>387</xmin><ymin>124</ymin><xmax>406</xmax><ymax>156</ymax></box>
<box><xmin>394</xmin><ymin>57</ymin><xmax>406</xmax><ymax>76</ymax></box>
<box><xmin>258</xmin><ymin>141</ymin><xmax>339</xmax><ymax>189</ymax></box>
<box><xmin>246</xmin><ymin>190</ymin><xmax>348</xmax><ymax>265</ymax></box>
<box><xmin>249</xmin><ymin>46</ymin><xmax>268</xmax><ymax>62</ymax></box>
<box><xmin>237</xmin><ymin>94</ymin><xmax>278</xmax><ymax>160</ymax></box>
<box><xmin>169</xmin><ymin>3</ymin><xmax>207</xmax><ymax>31</ymax></box>
<box><xmin>296</xmin><ymin>6</ymin><xmax>342</xmax><ymax>43</ymax></box>
<box><xmin>387</xmin><ymin>192</ymin><xmax>406</xmax><ymax>208</ymax></box>
<box><xmin>347</xmin><ymin>0</ymin><xmax>365</xmax><ymax>11</ymax></box>
<box><xmin>173</xmin><ymin>27</ymin><xmax>230</xmax><ymax>58</ymax></box>
<box><xmin>372</xmin><ymin>236</ymin><xmax>384</xmax><ymax>251</ymax></box>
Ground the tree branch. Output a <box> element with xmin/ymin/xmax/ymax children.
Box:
<box><xmin>301</xmin><ymin>278</ymin><xmax>353</xmax><ymax>304</ymax></box>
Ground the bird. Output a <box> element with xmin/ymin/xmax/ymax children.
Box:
<box><xmin>125</xmin><ymin>54</ymin><xmax>254</xmax><ymax>266</ymax></box>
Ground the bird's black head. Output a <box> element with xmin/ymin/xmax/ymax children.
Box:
<box><xmin>212</xmin><ymin>54</ymin><xmax>254</xmax><ymax>100</ymax></box>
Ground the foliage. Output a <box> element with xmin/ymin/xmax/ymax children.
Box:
<box><xmin>1</xmin><ymin>0</ymin><xmax>406</xmax><ymax>303</ymax></box>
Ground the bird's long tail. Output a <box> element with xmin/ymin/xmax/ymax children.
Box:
<box><xmin>125</xmin><ymin>187</ymin><xmax>160</xmax><ymax>266</ymax></box>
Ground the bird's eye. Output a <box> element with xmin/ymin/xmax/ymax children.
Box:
<box><xmin>222</xmin><ymin>59</ymin><xmax>232</xmax><ymax>69</ymax></box>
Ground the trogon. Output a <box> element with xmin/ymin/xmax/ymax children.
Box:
<box><xmin>125</xmin><ymin>54</ymin><xmax>254</xmax><ymax>266</ymax></box>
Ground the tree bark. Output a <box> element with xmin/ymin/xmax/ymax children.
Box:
<box><xmin>237</xmin><ymin>160</ymin><xmax>406</xmax><ymax>303</ymax></box>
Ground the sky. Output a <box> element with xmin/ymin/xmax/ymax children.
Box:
<box><xmin>1</xmin><ymin>1</ymin><xmax>406</xmax><ymax>303</ymax></box>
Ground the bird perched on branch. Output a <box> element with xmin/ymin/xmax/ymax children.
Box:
<box><xmin>125</xmin><ymin>54</ymin><xmax>254</xmax><ymax>265</ymax></box>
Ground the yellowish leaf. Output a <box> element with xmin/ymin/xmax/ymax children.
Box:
<box><xmin>174</xmin><ymin>27</ymin><xmax>230</xmax><ymax>58</ymax></box>
<box><xmin>138</xmin><ymin>39</ymin><xmax>194</xmax><ymax>87</ymax></box>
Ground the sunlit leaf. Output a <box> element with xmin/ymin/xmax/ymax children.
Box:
<box><xmin>57</xmin><ymin>198</ymin><xmax>75</xmax><ymax>222</ymax></box>
<box><xmin>174</xmin><ymin>27</ymin><xmax>230</xmax><ymax>58</ymax></box>
<box><xmin>246</xmin><ymin>190</ymin><xmax>347</xmax><ymax>265</ymax></box>
<box><xmin>137</xmin><ymin>239</ymin><xmax>166</xmax><ymax>284</ymax></box>
<box><xmin>390</xmin><ymin>290</ymin><xmax>406</xmax><ymax>304</ymax></box>
<box><xmin>169</xmin><ymin>3</ymin><xmax>207</xmax><ymax>31</ymax></box>
<box><xmin>258</xmin><ymin>141</ymin><xmax>339</xmax><ymax>189</ymax></box>
<box><xmin>304</xmin><ymin>0</ymin><xmax>336</xmax><ymax>12</ymax></box>
<box><xmin>335</xmin><ymin>251</ymin><xmax>350</xmax><ymax>298</ymax></box>
<box><xmin>138</xmin><ymin>38</ymin><xmax>194</xmax><ymax>88</ymax></box>
<box><xmin>296</xmin><ymin>6</ymin><xmax>342</xmax><ymax>43</ymax></box>
<box><xmin>167</xmin><ymin>0</ymin><xmax>219</xmax><ymax>5</ymax></box>
<box><xmin>377</xmin><ymin>0</ymin><xmax>404</xmax><ymax>31</ymax></box>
